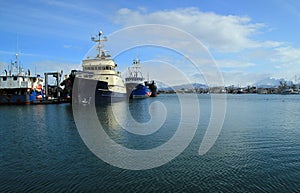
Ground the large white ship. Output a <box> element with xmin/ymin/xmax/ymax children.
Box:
<box><xmin>75</xmin><ymin>31</ymin><xmax>127</xmax><ymax>104</ymax></box>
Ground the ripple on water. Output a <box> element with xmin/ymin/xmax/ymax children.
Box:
<box><xmin>1</xmin><ymin>95</ymin><xmax>300</xmax><ymax>192</ymax></box>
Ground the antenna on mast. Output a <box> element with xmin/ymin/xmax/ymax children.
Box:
<box><xmin>15</xmin><ymin>35</ymin><xmax>23</xmax><ymax>74</ymax></box>
<box><xmin>16</xmin><ymin>53</ymin><xmax>20</xmax><ymax>74</ymax></box>
<box><xmin>91</xmin><ymin>30</ymin><xmax>107</xmax><ymax>58</ymax></box>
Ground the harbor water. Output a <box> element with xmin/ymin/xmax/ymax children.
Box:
<box><xmin>1</xmin><ymin>94</ymin><xmax>300</xmax><ymax>192</ymax></box>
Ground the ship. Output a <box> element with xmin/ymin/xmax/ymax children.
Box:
<box><xmin>0</xmin><ymin>53</ymin><xmax>45</xmax><ymax>104</ymax></box>
<box><xmin>74</xmin><ymin>31</ymin><xmax>127</xmax><ymax>104</ymax></box>
<box><xmin>125</xmin><ymin>57</ymin><xmax>152</xmax><ymax>99</ymax></box>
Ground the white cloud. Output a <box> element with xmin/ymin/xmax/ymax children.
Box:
<box><xmin>269</xmin><ymin>46</ymin><xmax>300</xmax><ymax>79</ymax></box>
<box><xmin>273</xmin><ymin>46</ymin><xmax>300</xmax><ymax>64</ymax></box>
<box><xmin>113</xmin><ymin>7</ymin><xmax>266</xmax><ymax>52</ymax></box>
<box><xmin>97</xmin><ymin>7</ymin><xmax>300</xmax><ymax>85</ymax></box>
<box><xmin>216</xmin><ymin>60</ymin><xmax>256</xmax><ymax>68</ymax></box>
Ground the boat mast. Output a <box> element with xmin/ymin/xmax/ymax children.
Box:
<box><xmin>91</xmin><ymin>31</ymin><xmax>107</xmax><ymax>58</ymax></box>
<box><xmin>9</xmin><ymin>53</ymin><xmax>19</xmax><ymax>76</ymax></box>
<box><xmin>16</xmin><ymin>53</ymin><xmax>21</xmax><ymax>74</ymax></box>
<box><xmin>16</xmin><ymin>35</ymin><xmax>22</xmax><ymax>74</ymax></box>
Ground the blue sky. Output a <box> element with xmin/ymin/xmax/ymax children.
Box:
<box><xmin>1</xmin><ymin>0</ymin><xmax>300</xmax><ymax>86</ymax></box>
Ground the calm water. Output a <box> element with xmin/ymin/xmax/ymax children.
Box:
<box><xmin>1</xmin><ymin>94</ymin><xmax>300</xmax><ymax>192</ymax></box>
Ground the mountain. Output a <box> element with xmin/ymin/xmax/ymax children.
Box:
<box><xmin>158</xmin><ymin>82</ymin><xmax>208</xmax><ymax>91</ymax></box>
<box><xmin>254</xmin><ymin>77</ymin><xmax>293</xmax><ymax>88</ymax></box>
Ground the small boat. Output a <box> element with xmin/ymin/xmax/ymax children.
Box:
<box><xmin>125</xmin><ymin>57</ymin><xmax>152</xmax><ymax>99</ymax></box>
<box><xmin>75</xmin><ymin>31</ymin><xmax>127</xmax><ymax>103</ymax></box>
<box><xmin>0</xmin><ymin>53</ymin><xmax>45</xmax><ymax>104</ymax></box>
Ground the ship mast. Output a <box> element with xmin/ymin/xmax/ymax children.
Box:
<box><xmin>91</xmin><ymin>31</ymin><xmax>108</xmax><ymax>58</ymax></box>
<box><xmin>9</xmin><ymin>53</ymin><xmax>19</xmax><ymax>76</ymax></box>
<box><xmin>16</xmin><ymin>53</ymin><xmax>21</xmax><ymax>74</ymax></box>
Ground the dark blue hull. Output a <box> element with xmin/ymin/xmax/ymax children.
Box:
<box><xmin>0</xmin><ymin>95</ymin><xmax>30</xmax><ymax>104</ymax></box>
<box><xmin>131</xmin><ymin>84</ymin><xmax>151</xmax><ymax>99</ymax></box>
<box><xmin>0</xmin><ymin>91</ymin><xmax>45</xmax><ymax>105</ymax></box>
<box><xmin>73</xmin><ymin>77</ymin><xmax>127</xmax><ymax>104</ymax></box>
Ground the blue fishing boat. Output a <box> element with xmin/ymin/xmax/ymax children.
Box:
<box><xmin>125</xmin><ymin>57</ymin><xmax>152</xmax><ymax>99</ymax></box>
<box><xmin>131</xmin><ymin>83</ymin><xmax>152</xmax><ymax>98</ymax></box>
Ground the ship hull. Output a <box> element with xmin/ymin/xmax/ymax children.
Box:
<box><xmin>0</xmin><ymin>90</ymin><xmax>45</xmax><ymax>105</ymax></box>
<box><xmin>132</xmin><ymin>84</ymin><xmax>151</xmax><ymax>99</ymax></box>
<box><xmin>0</xmin><ymin>95</ymin><xmax>30</xmax><ymax>105</ymax></box>
<box><xmin>125</xmin><ymin>82</ymin><xmax>139</xmax><ymax>99</ymax></box>
<box><xmin>73</xmin><ymin>77</ymin><xmax>126</xmax><ymax>104</ymax></box>
<box><xmin>126</xmin><ymin>83</ymin><xmax>151</xmax><ymax>99</ymax></box>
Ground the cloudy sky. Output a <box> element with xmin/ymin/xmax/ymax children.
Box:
<box><xmin>1</xmin><ymin>0</ymin><xmax>300</xmax><ymax>86</ymax></box>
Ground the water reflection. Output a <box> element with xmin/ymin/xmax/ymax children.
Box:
<box><xmin>73</xmin><ymin>95</ymin><xmax>189</xmax><ymax>170</ymax></box>
<box><xmin>76</xmin><ymin>98</ymin><xmax>172</xmax><ymax>150</ymax></box>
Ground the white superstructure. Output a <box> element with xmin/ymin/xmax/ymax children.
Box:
<box><xmin>76</xmin><ymin>31</ymin><xmax>126</xmax><ymax>101</ymax></box>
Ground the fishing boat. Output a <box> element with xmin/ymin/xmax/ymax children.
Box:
<box><xmin>0</xmin><ymin>53</ymin><xmax>45</xmax><ymax>104</ymax></box>
<box><xmin>74</xmin><ymin>31</ymin><xmax>127</xmax><ymax>103</ymax></box>
<box><xmin>125</xmin><ymin>57</ymin><xmax>152</xmax><ymax>99</ymax></box>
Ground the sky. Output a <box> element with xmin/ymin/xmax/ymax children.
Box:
<box><xmin>1</xmin><ymin>0</ymin><xmax>300</xmax><ymax>86</ymax></box>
